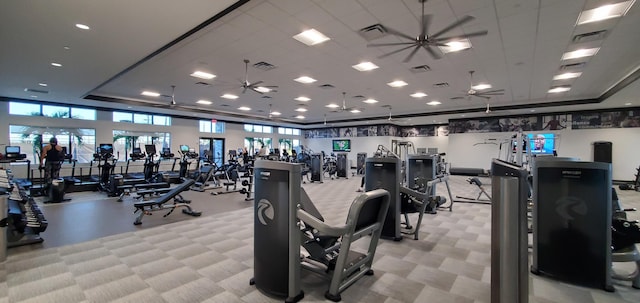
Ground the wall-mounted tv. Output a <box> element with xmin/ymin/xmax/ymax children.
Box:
<box><xmin>527</xmin><ymin>133</ymin><xmax>555</xmax><ymax>155</ymax></box>
<box><xmin>332</xmin><ymin>139</ymin><xmax>351</xmax><ymax>152</ymax></box>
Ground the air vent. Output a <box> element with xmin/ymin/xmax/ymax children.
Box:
<box><xmin>24</xmin><ymin>88</ymin><xmax>48</xmax><ymax>94</ymax></box>
<box><xmin>572</xmin><ymin>30</ymin><xmax>607</xmax><ymax>44</ymax></box>
<box><xmin>261</xmin><ymin>95</ymin><xmax>272</xmax><ymax>99</ymax></box>
<box><xmin>257</xmin><ymin>110</ymin><xmax>265</xmax><ymax>113</ymax></box>
<box><xmin>253</xmin><ymin>61</ymin><xmax>276</xmax><ymax>71</ymax></box>
<box><xmin>358</xmin><ymin>24</ymin><xmax>388</xmax><ymax>41</ymax></box>
<box><xmin>318</xmin><ymin>84</ymin><xmax>335</xmax><ymax>89</ymax></box>
<box><xmin>220</xmin><ymin>104</ymin><xmax>229</xmax><ymax>107</ymax></box>
<box><xmin>559</xmin><ymin>62</ymin><xmax>586</xmax><ymax>71</ymax></box>
<box><xmin>195</xmin><ymin>81</ymin><xmax>210</xmax><ymax>86</ymax></box>
<box><xmin>433</xmin><ymin>82</ymin><xmax>449</xmax><ymax>88</ymax></box>
<box><xmin>410</xmin><ymin>65</ymin><xmax>431</xmax><ymax>73</ymax></box>
<box><xmin>352</xmin><ymin>95</ymin><xmax>365</xmax><ymax>99</ymax></box>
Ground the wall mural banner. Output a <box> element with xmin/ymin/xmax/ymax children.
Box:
<box><xmin>572</xmin><ymin>110</ymin><xmax>640</xmax><ymax>129</ymax></box>
<box><xmin>304</xmin><ymin>124</ymin><xmax>447</xmax><ymax>138</ymax></box>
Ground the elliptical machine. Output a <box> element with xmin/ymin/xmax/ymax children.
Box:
<box><xmin>143</xmin><ymin>144</ymin><xmax>162</xmax><ymax>182</ymax></box>
<box><xmin>93</xmin><ymin>143</ymin><xmax>117</xmax><ymax>194</ymax></box>
<box><xmin>178</xmin><ymin>145</ymin><xmax>199</xmax><ymax>179</ymax></box>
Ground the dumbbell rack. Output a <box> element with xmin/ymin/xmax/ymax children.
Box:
<box><xmin>1</xmin><ymin>169</ymin><xmax>48</xmax><ymax>248</ymax></box>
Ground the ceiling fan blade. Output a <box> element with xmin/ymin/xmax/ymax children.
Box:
<box><xmin>478</xmin><ymin>93</ymin><xmax>504</xmax><ymax>96</ymax></box>
<box><xmin>383</xmin><ymin>26</ymin><xmax>417</xmax><ymax>41</ymax></box>
<box><xmin>478</xmin><ymin>89</ymin><xmax>505</xmax><ymax>94</ymax></box>
<box><xmin>368</xmin><ymin>42</ymin><xmax>416</xmax><ymax>47</ymax></box>
<box><xmin>403</xmin><ymin>45</ymin><xmax>421</xmax><ymax>63</ymax></box>
<box><xmin>435</xmin><ymin>30</ymin><xmax>488</xmax><ymax>42</ymax></box>
<box><xmin>423</xmin><ymin>45</ymin><xmax>442</xmax><ymax>60</ymax></box>
<box><xmin>251</xmin><ymin>80</ymin><xmax>264</xmax><ymax>87</ymax></box>
<box><xmin>450</xmin><ymin>96</ymin><xmax>466</xmax><ymax>100</ymax></box>
<box><xmin>378</xmin><ymin>44</ymin><xmax>418</xmax><ymax>59</ymax></box>
<box><xmin>430</xmin><ymin>15</ymin><xmax>475</xmax><ymax>39</ymax></box>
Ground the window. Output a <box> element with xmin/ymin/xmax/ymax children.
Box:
<box><xmin>112</xmin><ymin>130</ymin><xmax>171</xmax><ymax>161</ymax></box>
<box><xmin>133</xmin><ymin>113</ymin><xmax>151</xmax><ymax>124</ymax></box>
<box><xmin>244</xmin><ymin>124</ymin><xmax>273</xmax><ymax>133</ymax></box>
<box><xmin>199</xmin><ymin>120</ymin><xmax>225</xmax><ymax>133</ymax></box>
<box><xmin>70</xmin><ymin>107</ymin><xmax>96</xmax><ymax>120</ymax></box>
<box><xmin>42</xmin><ymin>105</ymin><xmax>70</xmax><ymax>118</ymax></box>
<box><xmin>9</xmin><ymin>102</ymin><xmax>41</xmax><ymax>116</ymax></box>
<box><xmin>153</xmin><ymin>115</ymin><xmax>171</xmax><ymax>126</ymax></box>
<box><xmin>244</xmin><ymin>137</ymin><xmax>272</xmax><ymax>155</ymax></box>
<box><xmin>9</xmin><ymin>125</ymin><xmax>96</xmax><ymax>163</ymax></box>
<box><xmin>113</xmin><ymin>112</ymin><xmax>133</xmax><ymax>123</ymax></box>
<box><xmin>278</xmin><ymin>127</ymin><xmax>301</xmax><ymax>136</ymax></box>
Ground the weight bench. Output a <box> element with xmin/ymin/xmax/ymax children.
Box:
<box><xmin>132</xmin><ymin>179</ymin><xmax>201</xmax><ymax>225</ymax></box>
<box><xmin>117</xmin><ymin>182</ymin><xmax>170</xmax><ymax>201</ymax></box>
<box><xmin>454</xmin><ymin>177</ymin><xmax>492</xmax><ymax>204</ymax></box>
<box><xmin>297</xmin><ymin>188</ymin><xmax>390</xmax><ymax>301</ymax></box>
<box><xmin>133</xmin><ymin>187</ymin><xmax>173</xmax><ymax>200</ymax></box>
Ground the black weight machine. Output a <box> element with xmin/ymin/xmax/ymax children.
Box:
<box><xmin>454</xmin><ymin>177</ymin><xmax>492</xmax><ymax>204</ymax></box>
<box><xmin>178</xmin><ymin>145</ymin><xmax>200</xmax><ymax>179</ymax></box>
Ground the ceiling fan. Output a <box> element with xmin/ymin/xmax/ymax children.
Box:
<box><xmin>367</xmin><ymin>0</ymin><xmax>488</xmax><ymax>62</ymax></box>
<box><xmin>151</xmin><ymin>85</ymin><xmax>180</xmax><ymax>108</ymax></box>
<box><xmin>382</xmin><ymin>105</ymin><xmax>395</xmax><ymax>121</ymax></box>
<box><xmin>237</xmin><ymin>59</ymin><xmax>278</xmax><ymax>94</ymax></box>
<box><xmin>451</xmin><ymin>71</ymin><xmax>505</xmax><ymax>100</ymax></box>
<box><xmin>331</xmin><ymin>92</ymin><xmax>362</xmax><ymax>113</ymax></box>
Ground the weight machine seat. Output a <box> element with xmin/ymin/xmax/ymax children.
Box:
<box><xmin>467</xmin><ymin>177</ymin><xmax>482</xmax><ymax>186</ymax></box>
<box><xmin>297</xmin><ymin>188</ymin><xmax>390</xmax><ymax>302</ymax></box>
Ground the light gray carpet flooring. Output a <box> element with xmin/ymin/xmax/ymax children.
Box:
<box><xmin>2</xmin><ymin>175</ymin><xmax>640</xmax><ymax>302</ymax></box>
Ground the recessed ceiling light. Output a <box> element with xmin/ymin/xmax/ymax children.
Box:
<box><xmin>221</xmin><ymin>94</ymin><xmax>238</xmax><ymax>99</ymax></box>
<box><xmin>190</xmin><ymin>71</ymin><xmax>216</xmax><ymax>80</ymax></box>
<box><xmin>530</xmin><ymin>109</ymin><xmax>536</xmax><ymax>112</ymax></box>
<box><xmin>471</xmin><ymin>84</ymin><xmax>492</xmax><ymax>90</ymax></box>
<box><xmin>325</xmin><ymin>104</ymin><xmax>340</xmax><ymax>108</ymax></box>
<box><xmin>196</xmin><ymin>100</ymin><xmax>212</xmax><ymax>105</ymax></box>
<box><xmin>63</xmin><ymin>46</ymin><xmax>70</xmax><ymax>50</ymax></box>
<box><xmin>352</xmin><ymin>61</ymin><xmax>379</xmax><ymax>72</ymax></box>
<box><xmin>296</xmin><ymin>115</ymin><xmax>306</xmax><ymax>119</ymax></box>
<box><xmin>461</xmin><ymin>114</ymin><xmax>466</xmax><ymax>117</ymax></box>
<box><xmin>561</xmin><ymin>48</ymin><xmax>599</xmax><ymax>60</ymax></box>
<box><xmin>51</xmin><ymin>62</ymin><xmax>62</xmax><ymax>67</ymax></box>
<box><xmin>576</xmin><ymin>1</ymin><xmax>634</xmax><ymax>25</ymax></box>
<box><xmin>553</xmin><ymin>72</ymin><xmax>582</xmax><ymax>80</ymax></box>
<box><xmin>387</xmin><ymin>80</ymin><xmax>408</xmax><ymax>88</ymax></box>
<box><xmin>295</xmin><ymin>107</ymin><xmax>308</xmax><ymax>112</ymax></box>
<box><xmin>293</xmin><ymin>29</ymin><xmax>330</xmax><ymax>46</ymax></box>
<box><xmin>438</xmin><ymin>39</ymin><xmax>472</xmax><ymax>53</ymax></box>
<box><xmin>254</xmin><ymin>86</ymin><xmax>272</xmax><ymax>93</ymax></box>
<box><xmin>426</xmin><ymin>101</ymin><xmax>441</xmax><ymax>106</ymax></box>
<box><xmin>141</xmin><ymin>91</ymin><xmax>160</xmax><ymax>97</ymax></box>
<box><xmin>271</xmin><ymin>111</ymin><xmax>282</xmax><ymax>116</ymax></box>
<box><xmin>294</xmin><ymin>76</ymin><xmax>317</xmax><ymax>84</ymax></box>
<box><xmin>38</xmin><ymin>83</ymin><xmax>47</xmax><ymax>87</ymax></box>
<box><xmin>30</xmin><ymin>95</ymin><xmax>38</xmax><ymax>98</ymax></box>
<box><xmin>238</xmin><ymin>106</ymin><xmax>251</xmax><ymax>111</ymax></box>
<box><xmin>625</xmin><ymin>102</ymin><xmax>632</xmax><ymax>106</ymax></box>
<box><xmin>350</xmin><ymin>109</ymin><xmax>361</xmax><ymax>113</ymax></box>
<box><xmin>295</xmin><ymin>96</ymin><xmax>311</xmax><ymax>102</ymax></box>
<box><xmin>548</xmin><ymin>86</ymin><xmax>571</xmax><ymax>93</ymax></box>
<box><xmin>410</xmin><ymin>92</ymin><xmax>428</xmax><ymax>98</ymax></box>
<box><xmin>75</xmin><ymin>23</ymin><xmax>90</xmax><ymax>30</ymax></box>
<box><xmin>363</xmin><ymin>98</ymin><xmax>378</xmax><ymax>104</ymax></box>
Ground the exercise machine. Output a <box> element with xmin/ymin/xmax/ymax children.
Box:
<box><xmin>610</xmin><ymin>187</ymin><xmax>640</xmax><ymax>289</ymax></box>
<box><xmin>310</xmin><ymin>152</ymin><xmax>324</xmax><ymax>183</ymax></box>
<box><xmin>190</xmin><ymin>164</ymin><xmax>222</xmax><ymax>192</ymax></box>
<box><xmin>178</xmin><ymin>145</ymin><xmax>199</xmax><ymax>179</ymax></box>
<box><xmin>250</xmin><ymin>161</ymin><xmax>390</xmax><ymax>302</ymax></box>
<box><xmin>454</xmin><ymin>177</ymin><xmax>492</xmax><ymax>204</ymax></box>
<box><xmin>335</xmin><ymin>152</ymin><xmax>349</xmax><ymax>179</ymax></box>
<box><xmin>132</xmin><ymin>178</ymin><xmax>201</xmax><ymax>225</ymax></box>
<box><xmin>2</xmin><ymin>171</ymin><xmax>48</xmax><ymax>248</ymax></box>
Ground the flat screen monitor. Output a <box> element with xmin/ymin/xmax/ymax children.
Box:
<box><xmin>528</xmin><ymin>133</ymin><xmax>555</xmax><ymax>155</ymax></box>
<box><xmin>5</xmin><ymin>146</ymin><xmax>20</xmax><ymax>154</ymax></box>
<box><xmin>332</xmin><ymin>139</ymin><xmax>351</xmax><ymax>152</ymax></box>
<box><xmin>99</xmin><ymin>143</ymin><xmax>113</xmax><ymax>155</ymax></box>
<box><xmin>162</xmin><ymin>147</ymin><xmax>171</xmax><ymax>154</ymax></box>
<box><xmin>180</xmin><ymin>145</ymin><xmax>189</xmax><ymax>152</ymax></box>
<box><xmin>229</xmin><ymin>149</ymin><xmax>237</xmax><ymax>156</ymax></box>
<box><xmin>132</xmin><ymin>147</ymin><xmax>142</xmax><ymax>154</ymax></box>
<box><xmin>144</xmin><ymin>144</ymin><xmax>156</xmax><ymax>154</ymax></box>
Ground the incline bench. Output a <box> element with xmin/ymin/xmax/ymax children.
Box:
<box><xmin>133</xmin><ymin>179</ymin><xmax>201</xmax><ymax>225</ymax></box>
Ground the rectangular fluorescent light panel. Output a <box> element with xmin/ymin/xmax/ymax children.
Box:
<box><xmin>293</xmin><ymin>29</ymin><xmax>330</xmax><ymax>46</ymax></box>
<box><xmin>410</xmin><ymin>92</ymin><xmax>428</xmax><ymax>98</ymax></box>
<box><xmin>238</xmin><ymin>106</ymin><xmax>251</xmax><ymax>111</ymax></box>
<box><xmin>363</xmin><ymin>98</ymin><xmax>378</xmax><ymax>104</ymax></box>
<box><xmin>350</xmin><ymin>109</ymin><xmax>361</xmax><ymax>113</ymax></box>
<box><xmin>553</xmin><ymin>72</ymin><xmax>582</xmax><ymax>80</ymax></box>
<box><xmin>221</xmin><ymin>94</ymin><xmax>238</xmax><ymax>99</ymax></box>
<box><xmin>294</xmin><ymin>76</ymin><xmax>317</xmax><ymax>84</ymax></box>
<box><xmin>438</xmin><ymin>39</ymin><xmax>471</xmax><ymax>53</ymax></box>
<box><xmin>295</xmin><ymin>108</ymin><xmax>308</xmax><ymax>112</ymax></box>
<box><xmin>190</xmin><ymin>71</ymin><xmax>216</xmax><ymax>80</ymax></box>
<box><xmin>352</xmin><ymin>61</ymin><xmax>379</xmax><ymax>71</ymax></box>
<box><xmin>296</xmin><ymin>115</ymin><xmax>306</xmax><ymax>119</ymax></box>
<box><xmin>196</xmin><ymin>100</ymin><xmax>212</xmax><ymax>105</ymax></box>
<box><xmin>548</xmin><ymin>86</ymin><xmax>571</xmax><ymax>93</ymax></box>
<box><xmin>325</xmin><ymin>104</ymin><xmax>340</xmax><ymax>108</ymax></box>
<box><xmin>387</xmin><ymin>80</ymin><xmax>408</xmax><ymax>87</ymax></box>
<box><xmin>295</xmin><ymin>96</ymin><xmax>311</xmax><ymax>102</ymax></box>
<box><xmin>471</xmin><ymin>84</ymin><xmax>491</xmax><ymax>90</ymax></box>
<box><xmin>576</xmin><ymin>1</ymin><xmax>635</xmax><ymax>25</ymax></box>
<box><xmin>427</xmin><ymin>101</ymin><xmax>441</xmax><ymax>106</ymax></box>
<box><xmin>141</xmin><ymin>91</ymin><xmax>160</xmax><ymax>97</ymax></box>
<box><xmin>270</xmin><ymin>111</ymin><xmax>281</xmax><ymax>116</ymax></box>
<box><xmin>561</xmin><ymin>48</ymin><xmax>599</xmax><ymax>60</ymax></box>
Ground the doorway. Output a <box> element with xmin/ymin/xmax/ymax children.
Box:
<box><xmin>199</xmin><ymin>138</ymin><xmax>225</xmax><ymax>167</ymax></box>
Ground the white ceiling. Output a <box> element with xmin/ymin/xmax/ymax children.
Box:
<box><xmin>1</xmin><ymin>0</ymin><xmax>639</xmax><ymax>128</ymax></box>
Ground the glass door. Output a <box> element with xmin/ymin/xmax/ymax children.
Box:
<box><xmin>199</xmin><ymin>138</ymin><xmax>225</xmax><ymax>167</ymax></box>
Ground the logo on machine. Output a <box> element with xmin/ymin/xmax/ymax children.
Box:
<box><xmin>257</xmin><ymin>199</ymin><xmax>275</xmax><ymax>225</ymax></box>
<box><xmin>555</xmin><ymin>196</ymin><xmax>588</xmax><ymax>221</ymax></box>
